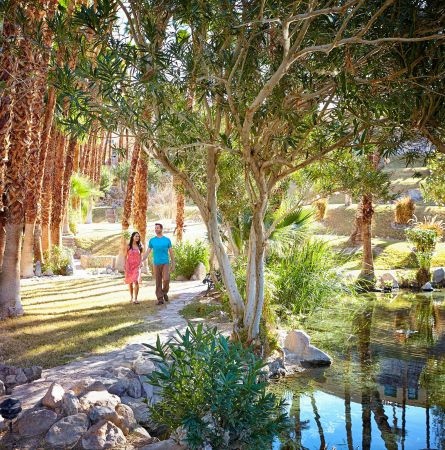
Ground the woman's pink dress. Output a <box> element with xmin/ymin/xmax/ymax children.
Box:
<box><xmin>125</xmin><ymin>248</ymin><xmax>142</xmax><ymax>284</ymax></box>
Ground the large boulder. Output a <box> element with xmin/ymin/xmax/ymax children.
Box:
<box><xmin>45</xmin><ymin>413</ymin><xmax>89</xmax><ymax>449</ymax></box>
<box><xmin>379</xmin><ymin>272</ymin><xmax>399</xmax><ymax>289</ymax></box>
<box><xmin>42</xmin><ymin>382</ymin><xmax>65</xmax><ymax>410</ymax></box>
<box><xmin>79</xmin><ymin>391</ymin><xmax>120</xmax><ymax>413</ymax></box>
<box><xmin>190</xmin><ymin>262</ymin><xmax>207</xmax><ymax>281</ymax></box>
<box><xmin>127</xmin><ymin>378</ymin><xmax>142</xmax><ymax>399</ymax></box>
<box><xmin>284</xmin><ymin>330</ymin><xmax>332</xmax><ymax>367</ymax></box>
<box><xmin>81</xmin><ymin>420</ymin><xmax>126</xmax><ymax>450</ymax></box>
<box><xmin>120</xmin><ymin>396</ymin><xmax>151</xmax><ymax>426</ymax></box>
<box><xmin>89</xmin><ymin>406</ymin><xmax>119</xmax><ymax>425</ymax></box>
<box><xmin>108</xmin><ymin>379</ymin><xmax>129</xmax><ymax>397</ymax></box>
<box><xmin>17</xmin><ymin>408</ymin><xmax>58</xmax><ymax>437</ymax></box>
<box><xmin>132</xmin><ymin>357</ymin><xmax>155</xmax><ymax>376</ymax></box>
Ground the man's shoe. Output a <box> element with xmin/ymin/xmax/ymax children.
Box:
<box><xmin>163</xmin><ymin>294</ymin><xmax>169</xmax><ymax>302</ymax></box>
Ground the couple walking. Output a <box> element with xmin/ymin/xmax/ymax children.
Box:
<box><xmin>124</xmin><ymin>223</ymin><xmax>175</xmax><ymax>305</ymax></box>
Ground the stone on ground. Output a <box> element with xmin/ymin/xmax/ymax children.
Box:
<box><xmin>62</xmin><ymin>390</ymin><xmax>81</xmax><ymax>416</ymax></box>
<box><xmin>432</xmin><ymin>267</ymin><xmax>445</xmax><ymax>284</ymax></box>
<box><xmin>115</xmin><ymin>403</ymin><xmax>137</xmax><ymax>435</ymax></box>
<box><xmin>45</xmin><ymin>413</ymin><xmax>89</xmax><ymax>449</ymax></box>
<box><xmin>139</xmin><ymin>438</ymin><xmax>185</xmax><ymax>450</ymax></box>
<box><xmin>81</xmin><ymin>420</ymin><xmax>126</xmax><ymax>450</ymax></box>
<box><xmin>132</xmin><ymin>357</ymin><xmax>155</xmax><ymax>376</ymax></box>
<box><xmin>17</xmin><ymin>408</ymin><xmax>58</xmax><ymax>437</ymax></box>
<box><xmin>79</xmin><ymin>391</ymin><xmax>120</xmax><ymax>413</ymax></box>
<box><xmin>284</xmin><ymin>330</ymin><xmax>332</xmax><ymax>366</ymax></box>
<box><xmin>42</xmin><ymin>382</ymin><xmax>65</xmax><ymax>410</ymax></box>
<box><xmin>89</xmin><ymin>406</ymin><xmax>119</xmax><ymax>425</ymax></box>
<box><xmin>120</xmin><ymin>396</ymin><xmax>151</xmax><ymax>425</ymax></box>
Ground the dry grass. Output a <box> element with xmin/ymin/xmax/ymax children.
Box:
<box><xmin>395</xmin><ymin>197</ymin><xmax>416</xmax><ymax>224</ymax></box>
<box><xmin>0</xmin><ymin>276</ymin><xmax>163</xmax><ymax>369</ymax></box>
<box><xmin>314</xmin><ymin>198</ymin><xmax>328</xmax><ymax>221</ymax></box>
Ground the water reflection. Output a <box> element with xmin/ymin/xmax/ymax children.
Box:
<box><xmin>274</xmin><ymin>292</ymin><xmax>445</xmax><ymax>450</ymax></box>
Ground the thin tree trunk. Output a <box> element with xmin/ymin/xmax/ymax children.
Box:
<box><xmin>358</xmin><ymin>193</ymin><xmax>375</xmax><ymax>284</ymax></box>
<box><xmin>173</xmin><ymin>176</ymin><xmax>185</xmax><ymax>242</ymax></box>
<box><xmin>134</xmin><ymin>156</ymin><xmax>148</xmax><ymax>246</ymax></box>
<box><xmin>348</xmin><ymin>201</ymin><xmax>363</xmax><ymax>246</ymax></box>
<box><xmin>115</xmin><ymin>143</ymin><xmax>140</xmax><ymax>271</ymax></box>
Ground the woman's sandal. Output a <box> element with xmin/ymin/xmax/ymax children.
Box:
<box><xmin>134</xmin><ymin>300</ymin><xmax>140</xmax><ymax>304</ymax></box>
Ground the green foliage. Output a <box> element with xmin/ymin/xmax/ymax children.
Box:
<box><xmin>172</xmin><ymin>240</ymin><xmax>209</xmax><ymax>280</ymax></box>
<box><xmin>406</xmin><ymin>228</ymin><xmax>438</xmax><ymax>254</ymax></box>
<box><xmin>145</xmin><ymin>324</ymin><xmax>289</xmax><ymax>450</ymax></box>
<box><xmin>100</xmin><ymin>166</ymin><xmax>113</xmax><ymax>194</ymax></box>
<box><xmin>421</xmin><ymin>153</ymin><xmax>445</xmax><ymax>206</ymax></box>
<box><xmin>42</xmin><ymin>246</ymin><xmax>73</xmax><ymax>276</ymax></box>
<box><xmin>112</xmin><ymin>160</ymin><xmax>130</xmax><ymax>185</ymax></box>
<box><xmin>272</xmin><ymin>239</ymin><xmax>345</xmax><ymax>317</ymax></box>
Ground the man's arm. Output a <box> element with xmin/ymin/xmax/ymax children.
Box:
<box><xmin>141</xmin><ymin>247</ymin><xmax>152</xmax><ymax>263</ymax></box>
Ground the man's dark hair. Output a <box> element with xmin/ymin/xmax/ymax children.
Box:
<box><xmin>155</xmin><ymin>223</ymin><xmax>163</xmax><ymax>230</ymax></box>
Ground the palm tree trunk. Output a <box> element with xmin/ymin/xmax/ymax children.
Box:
<box><xmin>50</xmin><ymin>133</ymin><xmax>67</xmax><ymax>247</ymax></box>
<box><xmin>134</xmin><ymin>156</ymin><xmax>148</xmax><ymax>246</ymax></box>
<box><xmin>358</xmin><ymin>193</ymin><xmax>376</xmax><ymax>285</ymax></box>
<box><xmin>60</xmin><ymin>137</ymin><xmax>76</xmax><ymax>237</ymax></box>
<box><xmin>116</xmin><ymin>143</ymin><xmax>140</xmax><ymax>271</ymax></box>
<box><xmin>174</xmin><ymin>176</ymin><xmax>185</xmax><ymax>242</ymax></box>
<box><xmin>0</xmin><ymin>213</ymin><xmax>6</xmax><ymax>271</ymax></box>
<box><xmin>41</xmin><ymin>125</ymin><xmax>58</xmax><ymax>252</ymax></box>
<box><xmin>348</xmin><ymin>201</ymin><xmax>363</xmax><ymax>246</ymax></box>
<box><xmin>0</xmin><ymin>13</ymin><xmax>36</xmax><ymax>317</ymax></box>
<box><xmin>0</xmin><ymin>2</ymin><xmax>19</xmax><ymax>216</ymax></box>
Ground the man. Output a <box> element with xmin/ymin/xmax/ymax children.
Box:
<box><xmin>142</xmin><ymin>223</ymin><xmax>175</xmax><ymax>304</ymax></box>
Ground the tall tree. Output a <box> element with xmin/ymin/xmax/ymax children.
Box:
<box><xmin>174</xmin><ymin>176</ymin><xmax>185</xmax><ymax>242</ymax></box>
<box><xmin>134</xmin><ymin>155</ymin><xmax>148</xmax><ymax>246</ymax></box>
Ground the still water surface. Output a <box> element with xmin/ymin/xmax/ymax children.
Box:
<box><xmin>273</xmin><ymin>291</ymin><xmax>445</xmax><ymax>450</ymax></box>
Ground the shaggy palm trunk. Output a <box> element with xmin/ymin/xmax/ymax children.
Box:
<box><xmin>50</xmin><ymin>133</ymin><xmax>67</xmax><ymax>247</ymax></box>
<box><xmin>0</xmin><ymin>20</ymin><xmax>36</xmax><ymax>317</ymax></box>
<box><xmin>41</xmin><ymin>125</ymin><xmax>58</xmax><ymax>252</ymax></box>
<box><xmin>0</xmin><ymin>214</ymin><xmax>5</xmax><ymax>271</ymax></box>
<box><xmin>116</xmin><ymin>143</ymin><xmax>140</xmax><ymax>271</ymax></box>
<box><xmin>60</xmin><ymin>137</ymin><xmax>76</xmax><ymax>236</ymax></box>
<box><xmin>348</xmin><ymin>201</ymin><xmax>363</xmax><ymax>246</ymax></box>
<box><xmin>134</xmin><ymin>156</ymin><xmax>148</xmax><ymax>246</ymax></box>
<box><xmin>174</xmin><ymin>176</ymin><xmax>185</xmax><ymax>242</ymax></box>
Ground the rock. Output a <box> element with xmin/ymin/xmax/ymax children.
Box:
<box><xmin>422</xmin><ymin>282</ymin><xmax>434</xmax><ymax>291</ymax></box>
<box><xmin>42</xmin><ymin>382</ymin><xmax>65</xmax><ymax>410</ymax></box>
<box><xmin>108</xmin><ymin>379</ymin><xmax>129</xmax><ymax>397</ymax></box>
<box><xmin>23</xmin><ymin>366</ymin><xmax>42</xmax><ymax>382</ymax></box>
<box><xmin>106</xmin><ymin>267</ymin><xmax>113</xmax><ymax>275</ymax></box>
<box><xmin>35</xmin><ymin>261</ymin><xmax>42</xmax><ymax>277</ymax></box>
<box><xmin>139</xmin><ymin>438</ymin><xmax>185</xmax><ymax>450</ymax></box>
<box><xmin>267</xmin><ymin>357</ymin><xmax>287</xmax><ymax>379</ymax></box>
<box><xmin>45</xmin><ymin>413</ymin><xmax>89</xmax><ymax>449</ymax></box>
<box><xmin>132</xmin><ymin>357</ymin><xmax>155</xmax><ymax>376</ymax></box>
<box><xmin>127</xmin><ymin>378</ymin><xmax>142</xmax><ymax>399</ymax></box>
<box><xmin>379</xmin><ymin>272</ymin><xmax>399</xmax><ymax>288</ymax></box>
<box><xmin>284</xmin><ymin>330</ymin><xmax>332</xmax><ymax>366</ymax></box>
<box><xmin>432</xmin><ymin>267</ymin><xmax>445</xmax><ymax>284</ymax></box>
<box><xmin>406</xmin><ymin>188</ymin><xmax>423</xmax><ymax>202</ymax></box>
<box><xmin>141</xmin><ymin>382</ymin><xmax>153</xmax><ymax>400</ymax></box>
<box><xmin>85</xmin><ymin>381</ymin><xmax>108</xmax><ymax>393</ymax></box>
<box><xmin>62</xmin><ymin>390</ymin><xmax>81</xmax><ymax>416</ymax></box>
<box><xmin>81</xmin><ymin>420</ymin><xmax>126</xmax><ymax>450</ymax></box>
<box><xmin>70</xmin><ymin>378</ymin><xmax>97</xmax><ymax>396</ymax></box>
<box><xmin>79</xmin><ymin>391</ymin><xmax>121</xmax><ymax>413</ymax></box>
<box><xmin>115</xmin><ymin>404</ymin><xmax>137</xmax><ymax>435</ymax></box>
<box><xmin>193</xmin><ymin>262</ymin><xmax>207</xmax><ymax>281</ymax></box>
<box><xmin>43</xmin><ymin>269</ymin><xmax>54</xmax><ymax>276</ymax></box>
<box><xmin>120</xmin><ymin>396</ymin><xmax>151</xmax><ymax>425</ymax></box>
<box><xmin>112</xmin><ymin>367</ymin><xmax>133</xmax><ymax>378</ymax></box>
<box><xmin>132</xmin><ymin>426</ymin><xmax>151</xmax><ymax>439</ymax></box>
<box><xmin>175</xmin><ymin>275</ymin><xmax>187</xmax><ymax>281</ymax></box>
<box><xmin>0</xmin><ymin>380</ymin><xmax>5</xmax><ymax>396</ymax></box>
<box><xmin>89</xmin><ymin>406</ymin><xmax>119</xmax><ymax>425</ymax></box>
<box><xmin>17</xmin><ymin>408</ymin><xmax>58</xmax><ymax>437</ymax></box>
<box><xmin>66</xmin><ymin>265</ymin><xmax>74</xmax><ymax>276</ymax></box>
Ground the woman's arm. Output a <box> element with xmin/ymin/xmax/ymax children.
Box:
<box><xmin>141</xmin><ymin>247</ymin><xmax>152</xmax><ymax>263</ymax></box>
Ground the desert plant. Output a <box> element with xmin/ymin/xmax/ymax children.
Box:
<box><xmin>410</xmin><ymin>215</ymin><xmax>444</xmax><ymax>239</ymax></box>
<box><xmin>313</xmin><ymin>198</ymin><xmax>328</xmax><ymax>221</ymax></box>
<box><xmin>172</xmin><ymin>240</ymin><xmax>209</xmax><ymax>280</ymax></box>
<box><xmin>42</xmin><ymin>245</ymin><xmax>73</xmax><ymax>275</ymax></box>
<box><xmin>100</xmin><ymin>166</ymin><xmax>113</xmax><ymax>195</ymax></box>
<box><xmin>394</xmin><ymin>196</ymin><xmax>416</xmax><ymax>224</ymax></box>
<box><xmin>145</xmin><ymin>324</ymin><xmax>289</xmax><ymax>450</ymax></box>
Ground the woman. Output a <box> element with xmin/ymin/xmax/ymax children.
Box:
<box><xmin>125</xmin><ymin>231</ymin><xmax>143</xmax><ymax>304</ymax></box>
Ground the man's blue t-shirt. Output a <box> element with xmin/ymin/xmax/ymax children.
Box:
<box><xmin>149</xmin><ymin>236</ymin><xmax>172</xmax><ymax>265</ymax></box>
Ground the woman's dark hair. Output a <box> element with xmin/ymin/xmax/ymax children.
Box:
<box><xmin>128</xmin><ymin>232</ymin><xmax>143</xmax><ymax>253</ymax></box>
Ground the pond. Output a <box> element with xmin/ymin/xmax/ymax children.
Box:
<box><xmin>272</xmin><ymin>291</ymin><xmax>445</xmax><ymax>450</ymax></box>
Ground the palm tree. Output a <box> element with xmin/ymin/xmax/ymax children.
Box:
<box><xmin>0</xmin><ymin>4</ymin><xmax>37</xmax><ymax>318</ymax></box>
<box><xmin>174</xmin><ymin>175</ymin><xmax>185</xmax><ymax>242</ymax></box>
<box><xmin>134</xmin><ymin>156</ymin><xmax>148</xmax><ymax>246</ymax></box>
<box><xmin>115</xmin><ymin>143</ymin><xmax>140</xmax><ymax>271</ymax></box>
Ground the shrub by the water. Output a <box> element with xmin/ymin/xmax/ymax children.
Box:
<box><xmin>145</xmin><ymin>324</ymin><xmax>289</xmax><ymax>450</ymax></box>
<box><xmin>395</xmin><ymin>196</ymin><xmax>415</xmax><ymax>224</ymax></box>
<box><xmin>272</xmin><ymin>239</ymin><xmax>344</xmax><ymax>316</ymax></box>
<box><xmin>172</xmin><ymin>240</ymin><xmax>209</xmax><ymax>280</ymax></box>
<box><xmin>42</xmin><ymin>245</ymin><xmax>73</xmax><ymax>275</ymax></box>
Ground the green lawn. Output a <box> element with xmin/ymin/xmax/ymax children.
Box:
<box><xmin>0</xmin><ymin>277</ymin><xmax>162</xmax><ymax>369</ymax></box>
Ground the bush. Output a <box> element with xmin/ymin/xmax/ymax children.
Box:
<box><xmin>313</xmin><ymin>198</ymin><xmax>328</xmax><ymax>221</ymax></box>
<box><xmin>172</xmin><ymin>240</ymin><xmax>209</xmax><ymax>280</ymax></box>
<box><xmin>406</xmin><ymin>227</ymin><xmax>438</xmax><ymax>253</ymax></box>
<box><xmin>100</xmin><ymin>166</ymin><xmax>113</xmax><ymax>195</ymax></box>
<box><xmin>395</xmin><ymin>197</ymin><xmax>415</xmax><ymax>224</ymax></box>
<box><xmin>42</xmin><ymin>245</ymin><xmax>73</xmax><ymax>275</ymax></box>
<box><xmin>272</xmin><ymin>239</ymin><xmax>344</xmax><ymax>316</ymax></box>
<box><xmin>145</xmin><ymin>324</ymin><xmax>289</xmax><ymax>450</ymax></box>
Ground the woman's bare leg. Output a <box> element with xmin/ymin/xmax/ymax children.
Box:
<box><xmin>134</xmin><ymin>282</ymin><xmax>139</xmax><ymax>303</ymax></box>
<box><xmin>129</xmin><ymin>283</ymin><xmax>134</xmax><ymax>302</ymax></box>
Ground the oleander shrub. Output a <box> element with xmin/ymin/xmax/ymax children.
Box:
<box><xmin>172</xmin><ymin>240</ymin><xmax>209</xmax><ymax>280</ymax></box>
<box><xmin>42</xmin><ymin>245</ymin><xmax>73</xmax><ymax>275</ymax></box>
<box><xmin>145</xmin><ymin>324</ymin><xmax>289</xmax><ymax>450</ymax></box>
